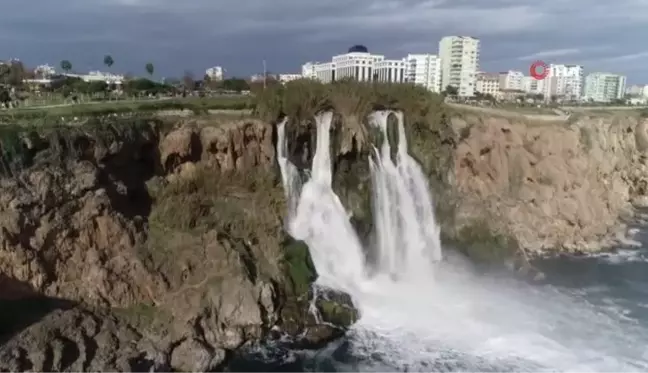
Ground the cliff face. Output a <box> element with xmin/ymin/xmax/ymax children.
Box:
<box><xmin>2</xmin><ymin>106</ymin><xmax>647</xmax><ymax>370</ymax></box>
<box><xmin>0</xmin><ymin>117</ymin><xmax>356</xmax><ymax>372</ymax></box>
<box><xmin>451</xmin><ymin>111</ymin><xmax>648</xmax><ymax>256</ymax></box>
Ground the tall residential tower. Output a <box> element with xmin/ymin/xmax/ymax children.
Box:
<box><xmin>583</xmin><ymin>73</ymin><xmax>626</xmax><ymax>102</ymax></box>
<box><xmin>439</xmin><ymin>36</ymin><xmax>480</xmax><ymax>97</ymax></box>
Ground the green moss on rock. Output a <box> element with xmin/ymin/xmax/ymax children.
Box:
<box><xmin>316</xmin><ymin>299</ymin><xmax>358</xmax><ymax>327</ymax></box>
<box><xmin>283</xmin><ymin>239</ymin><xmax>317</xmax><ymax>296</ymax></box>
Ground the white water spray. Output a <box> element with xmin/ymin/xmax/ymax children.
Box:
<box><xmin>276</xmin><ymin>117</ymin><xmax>302</xmax><ymax>221</ymax></box>
<box><xmin>287</xmin><ymin>112</ymin><xmax>366</xmax><ymax>291</ymax></box>
<box><xmin>368</xmin><ymin>110</ymin><xmax>442</xmax><ymax>279</ymax></box>
<box><xmin>278</xmin><ymin>110</ymin><xmax>648</xmax><ymax>372</ymax></box>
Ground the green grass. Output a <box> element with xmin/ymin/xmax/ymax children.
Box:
<box><xmin>0</xmin><ymin>96</ymin><xmax>252</xmax><ymax>120</ymax></box>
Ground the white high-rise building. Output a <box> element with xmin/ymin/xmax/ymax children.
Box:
<box><xmin>404</xmin><ymin>54</ymin><xmax>442</xmax><ymax>92</ymax></box>
<box><xmin>583</xmin><ymin>73</ymin><xmax>626</xmax><ymax>102</ymax></box>
<box><xmin>499</xmin><ymin>70</ymin><xmax>524</xmax><ymax>91</ymax></box>
<box><xmin>439</xmin><ymin>36</ymin><xmax>480</xmax><ymax>97</ymax></box>
<box><xmin>205</xmin><ymin>66</ymin><xmax>224</xmax><ymax>80</ymax></box>
<box><xmin>544</xmin><ymin>64</ymin><xmax>583</xmax><ymax>101</ymax></box>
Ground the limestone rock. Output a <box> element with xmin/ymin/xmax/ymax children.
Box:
<box><xmin>452</xmin><ymin>113</ymin><xmax>648</xmax><ymax>255</ymax></box>
<box><xmin>0</xmin><ymin>116</ymin><xmax>351</xmax><ymax>372</ymax></box>
<box><xmin>0</xmin><ymin>308</ymin><xmax>167</xmax><ymax>372</ymax></box>
<box><xmin>170</xmin><ymin>338</ymin><xmax>225</xmax><ymax>372</ymax></box>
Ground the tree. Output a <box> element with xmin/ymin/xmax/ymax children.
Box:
<box><xmin>0</xmin><ymin>64</ymin><xmax>9</xmax><ymax>85</ymax></box>
<box><xmin>0</xmin><ymin>61</ymin><xmax>26</xmax><ymax>87</ymax></box>
<box><xmin>60</xmin><ymin>60</ymin><xmax>72</xmax><ymax>74</ymax></box>
<box><xmin>145</xmin><ymin>62</ymin><xmax>154</xmax><ymax>77</ymax></box>
<box><xmin>443</xmin><ymin>85</ymin><xmax>458</xmax><ymax>96</ymax></box>
<box><xmin>220</xmin><ymin>78</ymin><xmax>250</xmax><ymax>92</ymax></box>
<box><xmin>182</xmin><ymin>70</ymin><xmax>195</xmax><ymax>92</ymax></box>
<box><xmin>87</xmin><ymin>80</ymin><xmax>108</xmax><ymax>95</ymax></box>
<box><xmin>104</xmin><ymin>55</ymin><xmax>114</xmax><ymax>70</ymax></box>
<box><xmin>0</xmin><ymin>89</ymin><xmax>10</xmax><ymax>106</ymax></box>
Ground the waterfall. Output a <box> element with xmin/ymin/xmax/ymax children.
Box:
<box><xmin>287</xmin><ymin>111</ymin><xmax>367</xmax><ymax>292</ymax></box>
<box><xmin>368</xmin><ymin>110</ymin><xmax>442</xmax><ymax>279</ymax></box>
<box><xmin>276</xmin><ymin>117</ymin><xmax>302</xmax><ymax>221</ymax></box>
<box><xmin>276</xmin><ymin>110</ymin><xmax>647</xmax><ymax>372</ymax></box>
<box><xmin>281</xmin><ymin>110</ymin><xmax>441</xmax><ymax>289</ymax></box>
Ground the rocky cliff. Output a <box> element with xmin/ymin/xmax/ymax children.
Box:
<box><xmin>451</xmin><ymin>110</ymin><xmax>648</xmax><ymax>257</ymax></box>
<box><xmin>0</xmin><ymin>116</ymin><xmax>357</xmax><ymax>372</ymax></box>
<box><xmin>2</xmin><ymin>87</ymin><xmax>648</xmax><ymax>371</ymax></box>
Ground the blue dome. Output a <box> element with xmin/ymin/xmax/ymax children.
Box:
<box><xmin>348</xmin><ymin>45</ymin><xmax>368</xmax><ymax>53</ymax></box>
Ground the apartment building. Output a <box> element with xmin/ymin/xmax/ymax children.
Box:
<box><xmin>439</xmin><ymin>36</ymin><xmax>480</xmax><ymax>97</ymax></box>
<box><xmin>499</xmin><ymin>70</ymin><xmax>524</xmax><ymax>91</ymax></box>
<box><xmin>583</xmin><ymin>73</ymin><xmax>627</xmax><ymax>102</ymax></box>
<box><xmin>625</xmin><ymin>84</ymin><xmax>648</xmax><ymax>98</ymax></box>
<box><xmin>522</xmin><ymin>76</ymin><xmax>545</xmax><ymax>95</ymax></box>
<box><xmin>544</xmin><ymin>64</ymin><xmax>583</xmax><ymax>100</ymax></box>
<box><xmin>404</xmin><ymin>54</ymin><xmax>442</xmax><ymax>92</ymax></box>
<box><xmin>475</xmin><ymin>72</ymin><xmax>500</xmax><ymax>96</ymax></box>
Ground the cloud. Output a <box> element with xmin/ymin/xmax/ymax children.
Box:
<box><xmin>517</xmin><ymin>49</ymin><xmax>583</xmax><ymax>61</ymax></box>
<box><xmin>0</xmin><ymin>0</ymin><xmax>646</xmax><ymax>82</ymax></box>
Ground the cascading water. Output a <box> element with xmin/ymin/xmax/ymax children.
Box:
<box><xmin>277</xmin><ymin>110</ymin><xmax>648</xmax><ymax>372</ymax></box>
<box><xmin>287</xmin><ymin>111</ymin><xmax>367</xmax><ymax>292</ymax></box>
<box><xmin>368</xmin><ymin>110</ymin><xmax>442</xmax><ymax>279</ymax></box>
<box><xmin>276</xmin><ymin>117</ymin><xmax>302</xmax><ymax>221</ymax></box>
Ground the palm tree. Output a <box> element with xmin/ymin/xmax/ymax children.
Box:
<box><xmin>103</xmin><ymin>55</ymin><xmax>115</xmax><ymax>100</ymax></box>
<box><xmin>145</xmin><ymin>62</ymin><xmax>154</xmax><ymax>77</ymax></box>
<box><xmin>60</xmin><ymin>60</ymin><xmax>72</xmax><ymax>74</ymax></box>
<box><xmin>103</xmin><ymin>55</ymin><xmax>114</xmax><ymax>70</ymax></box>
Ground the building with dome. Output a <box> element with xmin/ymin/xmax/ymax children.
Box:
<box><xmin>301</xmin><ymin>44</ymin><xmax>405</xmax><ymax>84</ymax></box>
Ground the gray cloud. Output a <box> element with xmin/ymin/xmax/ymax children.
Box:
<box><xmin>0</xmin><ymin>0</ymin><xmax>645</xmax><ymax>82</ymax></box>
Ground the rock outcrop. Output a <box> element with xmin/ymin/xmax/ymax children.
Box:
<box><xmin>451</xmin><ymin>111</ymin><xmax>648</xmax><ymax>256</ymax></box>
<box><xmin>0</xmin><ymin>117</ymin><xmax>357</xmax><ymax>372</ymax></box>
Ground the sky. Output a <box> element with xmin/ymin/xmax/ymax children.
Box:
<box><xmin>1</xmin><ymin>0</ymin><xmax>647</xmax><ymax>84</ymax></box>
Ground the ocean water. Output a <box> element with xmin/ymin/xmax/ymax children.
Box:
<box><xmin>264</xmin><ymin>110</ymin><xmax>648</xmax><ymax>372</ymax></box>
<box><xmin>226</xmin><ymin>247</ymin><xmax>648</xmax><ymax>372</ymax></box>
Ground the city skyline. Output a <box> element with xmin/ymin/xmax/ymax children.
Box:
<box><xmin>1</xmin><ymin>0</ymin><xmax>647</xmax><ymax>83</ymax></box>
